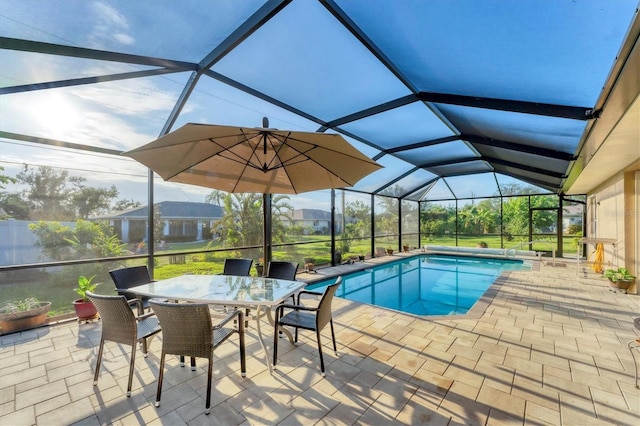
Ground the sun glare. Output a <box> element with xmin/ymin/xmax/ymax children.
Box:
<box><xmin>33</xmin><ymin>94</ymin><xmax>81</xmax><ymax>139</ymax></box>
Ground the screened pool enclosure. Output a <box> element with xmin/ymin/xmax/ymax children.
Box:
<box><xmin>1</xmin><ymin>1</ymin><xmax>638</xmax><ymax>318</ymax></box>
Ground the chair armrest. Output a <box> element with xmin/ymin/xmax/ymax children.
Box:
<box><xmin>213</xmin><ymin>308</ymin><xmax>243</xmax><ymax>330</ymax></box>
<box><xmin>281</xmin><ymin>303</ymin><xmax>318</xmax><ymax>311</ymax></box>
<box><xmin>298</xmin><ymin>290</ymin><xmax>322</xmax><ymax>297</ymax></box>
<box><xmin>296</xmin><ymin>289</ymin><xmax>322</xmax><ymax>304</ymax></box>
<box><xmin>275</xmin><ymin>303</ymin><xmax>318</xmax><ymax>318</ymax></box>
<box><xmin>136</xmin><ymin>311</ymin><xmax>156</xmax><ymax>321</ymax></box>
<box><xmin>127</xmin><ymin>298</ymin><xmax>143</xmax><ymax>311</ymax></box>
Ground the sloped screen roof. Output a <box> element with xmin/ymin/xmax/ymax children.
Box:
<box><xmin>1</xmin><ymin>0</ymin><xmax>638</xmax><ymax>200</ymax></box>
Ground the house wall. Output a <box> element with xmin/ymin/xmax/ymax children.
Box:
<box><xmin>587</xmin><ymin>167</ymin><xmax>639</xmax><ymax>293</ymax></box>
<box><xmin>0</xmin><ymin>220</ymin><xmax>76</xmax><ymax>266</ymax></box>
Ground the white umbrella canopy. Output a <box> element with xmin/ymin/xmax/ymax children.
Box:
<box><xmin>124</xmin><ymin>119</ymin><xmax>382</xmax><ymax>270</ymax></box>
<box><xmin>124</xmin><ymin>121</ymin><xmax>382</xmax><ymax>194</ymax></box>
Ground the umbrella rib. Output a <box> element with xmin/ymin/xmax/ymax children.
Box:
<box><xmin>229</xmin><ymin>129</ymin><xmax>261</xmax><ymax>192</ymax></box>
<box><xmin>159</xmin><ymin>131</ymin><xmax>263</xmax><ymax>181</ymax></box>
<box><xmin>267</xmin><ymin>132</ymin><xmax>361</xmax><ymax>189</ymax></box>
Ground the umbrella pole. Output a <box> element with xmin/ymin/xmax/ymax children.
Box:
<box><xmin>263</xmin><ymin>193</ymin><xmax>272</xmax><ymax>276</ymax></box>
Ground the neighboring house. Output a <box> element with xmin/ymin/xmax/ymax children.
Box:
<box><xmin>281</xmin><ymin>209</ymin><xmax>343</xmax><ymax>234</ymax></box>
<box><xmin>563</xmin><ymin>203</ymin><xmax>584</xmax><ymax>231</ymax></box>
<box><xmin>92</xmin><ymin>201</ymin><xmax>223</xmax><ymax>243</ymax></box>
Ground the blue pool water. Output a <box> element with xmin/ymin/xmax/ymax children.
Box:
<box><xmin>306</xmin><ymin>255</ymin><xmax>531</xmax><ymax>316</ymax></box>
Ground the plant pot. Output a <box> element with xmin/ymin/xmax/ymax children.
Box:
<box><xmin>304</xmin><ymin>262</ymin><xmax>315</xmax><ymax>272</ymax></box>
<box><xmin>608</xmin><ymin>279</ymin><xmax>634</xmax><ymax>294</ymax></box>
<box><xmin>255</xmin><ymin>264</ymin><xmax>264</xmax><ymax>276</ymax></box>
<box><xmin>403</xmin><ymin>245</ymin><xmax>409</xmax><ymax>253</ymax></box>
<box><xmin>386</xmin><ymin>249</ymin><xmax>394</xmax><ymax>255</ymax></box>
<box><xmin>73</xmin><ymin>299</ymin><xmax>98</xmax><ymax>322</ymax></box>
<box><xmin>0</xmin><ymin>302</ymin><xmax>51</xmax><ymax>335</ymax></box>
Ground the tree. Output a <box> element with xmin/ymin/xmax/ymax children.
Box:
<box><xmin>29</xmin><ymin>219</ymin><xmax>126</xmax><ymax>261</ymax></box>
<box><xmin>421</xmin><ymin>203</ymin><xmax>456</xmax><ymax>237</ymax></box>
<box><xmin>457</xmin><ymin>200</ymin><xmax>499</xmax><ymax>234</ymax></box>
<box><xmin>270</xmin><ymin>194</ymin><xmax>294</xmax><ymax>244</ymax></box>
<box><xmin>209</xmin><ymin>192</ymin><xmax>293</xmax><ymax>249</ymax></box>
<box><xmin>0</xmin><ymin>190</ymin><xmax>29</xmax><ymax>220</ymax></box>
<box><xmin>344</xmin><ymin>200</ymin><xmax>371</xmax><ymax>238</ymax></box>
<box><xmin>153</xmin><ymin>203</ymin><xmax>165</xmax><ymax>243</ymax></box>
<box><xmin>112</xmin><ymin>199</ymin><xmax>141</xmax><ymax>212</ymax></box>
<box><xmin>0</xmin><ymin>166</ymin><xmax>16</xmax><ymax>189</ymax></box>
<box><xmin>375</xmin><ymin>194</ymin><xmax>399</xmax><ymax>236</ymax></box>
<box><xmin>8</xmin><ymin>165</ymin><xmax>122</xmax><ymax>220</ymax></box>
<box><xmin>502</xmin><ymin>194</ymin><xmax>557</xmax><ymax>238</ymax></box>
<box><xmin>2</xmin><ymin>165</ymin><xmax>137</xmax><ymax>221</ymax></box>
<box><xmin>16</xmin><ymin>165</ymin><xmax>74</xmax><ymax>220</ymax></box>
<box><xmin>205</xmin><ymin>190</ymin><xmax>226</xmax><ymax>206</ymax></box>
<box><xmin>71</xmin><ymin>184</ymin><xmax>118</xmax><ymax>219</ymax></box>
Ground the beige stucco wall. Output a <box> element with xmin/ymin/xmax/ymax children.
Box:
<box><xmin>586</xmin><ymin>167</ymin><xmax>639</xmax><ymax>293</ymax></box>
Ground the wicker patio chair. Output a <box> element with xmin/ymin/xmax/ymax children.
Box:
<box><xmin>87</xmin><ymin>291</ymin><xmax>161</xmax><ymax>397</ymax></box>
<box><xmin>273</xmin><ymin>276</ymin><xmax>342</xmax><ymax>376</ymax></box>
<box><xmin>267</xmin><ymin>261</ymin><xmax>300</xmax><ymax>328</ymax></box>
<box><xmin>109</xmin><ymin>265</ymin><xmax>154</xmax><ymax>315</ymax></box>
<box><xmin>222</xmin><ymin>258</ymin><xmax>253</xmax><ymax>276</ymax></box>
<box><xmin>266</xmin><ymin>261</ymin><xmax>299</xmax><ymax>281</ymax></box>
<box><xmin>150</xmin><ymin>300</ymin><xmax>246</xmax><ymax>415</ymax></box>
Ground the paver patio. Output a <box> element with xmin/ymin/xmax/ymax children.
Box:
<box><xmin>1</xmin><ymin>255</ymin><xmax>638</xmax><ymax>425</ymax></box>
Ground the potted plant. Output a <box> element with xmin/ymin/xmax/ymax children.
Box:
<box><xmin>0</xmin><ymin>298</ymin><xmax>51</xmax><ymax>335</ymax></box>
<box><xmin>386</xmin><ymin>247</ymin><xmax>394</xmax><ymax>255</ymax></box>
<box><xmin>73</xmin><ymin>275</ymin><xmax>99</xmax><ymax>321</ymax></box>
<box><xmin>603</xmin><ymin>267</ymin><xmax>636</xmax><ymax>293</ymax></box>
<box><xmin>255</xmin><ymin>258</ymin><xmax>264</xmax><ymax>276</ymax></box>
<box><xmin>403</xmin><ymin>244</ymin><xmax>410</xmax><ymax>252</ymax></box>
<box><xmin>304</xmin><ymin>257</ymin><xmax>316</xmax><ymax>273</ymax></box>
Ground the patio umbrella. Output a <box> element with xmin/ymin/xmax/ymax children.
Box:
<box><xmin>124</xmin><ymin>118</ymin><xmax>382</xmax><ymax>267</ymax></box>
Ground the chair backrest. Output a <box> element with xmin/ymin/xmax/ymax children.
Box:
<box><xmin>87</xmin><ymin>291</ymin><xmax>137</xmax><ymax>345</ymax></box>
<box><xmin>316</xmin><ymin>276</ymin><xmax>342</xmax><ymax>331</ymax></box>
<box><xmin>150</xmin><ymin>300</ymin><xmax>213</xmax><ymax>359</ymax></box>
<box><xmin>222</xmin><ymin>258</ymin><xmax>253</xmax><ymax>276</ymax></box>
<box><xmin>109</xmin><ymin>266</ymin><xmax>152</xmax><ymax>298</ymax></box>
<box><xmin>266</xmin><ymin>261</ymin><xmax>298</xmax><ymax>281</ymax></box>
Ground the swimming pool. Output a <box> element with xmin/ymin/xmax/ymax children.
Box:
<box><xmin>306</xmin><ymin>255</ymin><xmax>531</xmax><ymax>316</ymax></box>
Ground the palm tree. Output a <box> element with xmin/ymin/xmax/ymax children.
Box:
<box><xmin>209</xmin><ymin>192</ymin><xmax>293</xmax><ymax>249</ymax></box>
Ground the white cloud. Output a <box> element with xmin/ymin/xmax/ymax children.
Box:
<box><xmin>113</xmin><ymin>33</ymin><xmax>135</xmax><ymax>45</ymax></box>
<box><xmin>88</xmin><ymin>1</ymin><xmax>134</xmax><ymax>49</ymax></box>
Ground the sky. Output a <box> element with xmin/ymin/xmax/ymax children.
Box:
<box><xmin>1</xmin><ymin>0</ymin><xmax>637</xmax><ymax>209</ymax></box>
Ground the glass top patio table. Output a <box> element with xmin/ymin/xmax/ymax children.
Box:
<box><xmin>128</xmin><ymin>274</ymin><xmax>307</xmax><ymax>373</ymax></box>
<box><xmin>127</xmin><ymin>274</ymin><xmax>306</xmax><ymax>307</ymax></box>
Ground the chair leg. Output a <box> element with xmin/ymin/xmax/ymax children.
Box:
<box><xmin>238</xmin><ymin>314</ymin><xmax>246</xmax><ymax>377</ymax></box>
<box><xmin>191</xmin><ymin>356</ymin><xmax>196</xmax><ymax>371</ymax></box>
<box><xmin>127</xmin><ymin>342</ymin><xmax>137</xmax><ymax>397</ymax></box>
<box><xmin>316</xmin><ymin>330</ymin><xmax>325</xmax><ymax>376</ymax></box>
<box><xmin>329</xmin><ymin>319</ymin><xmax>337</xmax><ymax>355</ymax></box>
<box><xmin>273</xmin><ymin>322</ymin><xmax>279</xmax><ymax>369</ymax></box>
<box><xmin>93</xmin><ymin>338</ymin><xmax>105</xmax><ymax>385</ymax></box>
<box><xmin>205</xmin><ymin>356</ymin><xmax>213</xmax><ymax>415</ymax></box>
<box><xmin>155</xmin><ymin>353</ymin><xmax>166</xmax><ymax>407</ymax></box>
